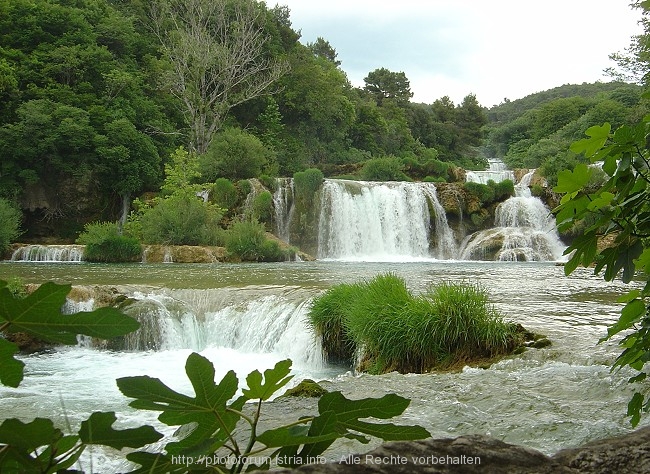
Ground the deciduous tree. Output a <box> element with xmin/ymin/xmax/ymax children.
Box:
<box><xmin>150</xmin><ymin>0</ymin><xmax>289</xmax><ymax>154</ymax></box>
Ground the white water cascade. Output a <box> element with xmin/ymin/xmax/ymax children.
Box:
<box><xmin>273</xmin><ymin>177</ymin><xmax>295</xmax><ymax>242</ymax></box>
<box><xmin>317</xmin><ymin>179</ymin><xmax>456</xmax><ymax>261</ymax></box>
<box><xmin>10</xmin><ymin>244</ymin><xmax>85</xmax><ymax>262</ymax></box>
<box><xmin>100</xmin><ymin>287</ymin><xmax>325</xmax><ymax>370</ymax></box>
<box><xmin>465</xmin><ymin>158</ymin><xmax>515</xmax><ymax>184</ymax></box>
<box><xmin>460</xmin><ymin>170</ymin><xmax>566</xmax><ymax>261</ymax></box>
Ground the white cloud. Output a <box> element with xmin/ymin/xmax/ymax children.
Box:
<box><xmin>268</xmin><ymin>0</ymin><xmax>643</xmax><ymax>107</ymax></box>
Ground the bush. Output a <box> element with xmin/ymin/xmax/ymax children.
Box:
<box><xmin>77</xmin><ymin>221</ymin><xmax>142</xmax><ymax>263</ymax></box>
<box><xmin>463</xmin><ymin>181</ymin><xmax>495</xmax><ymax>203</ymax></box>
<box><xmin>140</xmin><ymin>194</ymin><xmax>223</xmax><ymax>246</ymax></box>
<box><xmin>360</xmin><ymin>156</ymin><xmax>408</xmax><ymax>181</ymax></box>
<box><xmin>225</xmin><ymin>219</ymin><xmax>293</xmax><ymax>262</ymax></box>
<box><xmin>211</xmin><ymin>178</ymin><xmax>239</xmax><ymax>210</ymax></box>
<box><xmin>293</xmin><ymin>168</ymin><xmax>324</xmax><ymax>203</ymax></box>
<box><xmin>252</xmin><ymin>190</ymin><xmax>273</xmax><ymax>225</ymax></box>
<box><xmin>492</xmin><ymin>179</ymin><xmax>515</xmax><ymax>200</ymax></box>
<box><xmin>0</xmin><ymin>198</ymin><xmax>22</xmax><ymax>252</ymax></box>
<box><xmin>199</xmin><ymin>127</ymin><xmax>272</xmax><ymax>181</ymax></box>
<box><xmin>309</xmin><ymin>274</ymin><xmax>522</xmax><ymax>374</ymax></box>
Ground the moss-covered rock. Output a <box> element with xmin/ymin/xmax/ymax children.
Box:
<box><xmin>281</xmin><ymin>379</ymin><xmax>328</xmax><ymax>398</ymax></box>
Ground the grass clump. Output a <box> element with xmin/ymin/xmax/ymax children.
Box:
<box><xmin>309</xmin><ymin>274</ymin><xmax>523</xmax><ymax>374</ymax></box>
<box><xmin>77</xmin><ymin>221</ymin><xmax>142</xmax><ymax>263</ymax></box>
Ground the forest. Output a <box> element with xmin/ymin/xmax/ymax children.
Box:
<box><xmin>0</xmin><ymin>0</ymin><xmax>646</xmax><ymax>251</ymax></box>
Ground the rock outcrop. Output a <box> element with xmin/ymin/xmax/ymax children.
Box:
<box><xmin>277</xmin><ymin>426</ymin><xmax>650</xmax><ymax>473</ymax></box>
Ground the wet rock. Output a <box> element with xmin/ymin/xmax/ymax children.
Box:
<box><xmin>552</xmin><ymin>425</ymin><xmax>650</xmax><ymax>473</ymax></box>
<box><xmin>281</xmin><ymin>379</ymin><xmax>328</xmax><ymax>398</ymax></box>
<box><xmin>278</xmin><ymin>426</ymin><xmax>650</xmax><ymax>473</ymax></box>
<box><xmin>278</xmin><ymin>435</ymin><xmax>571</xmax><ymax>473</ymax></box>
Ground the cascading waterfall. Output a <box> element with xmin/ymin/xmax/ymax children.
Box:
<box><xmin>81</xmin><ymin>287</ymin><xmax>325</xmax><ymax>370</ymax></box>
<box><xmin>273</xmin><ymin>177</ymin><xmax>294</xmax><ymax>242</ymax></box>
<box><xmin>465</xmin><ymin>158</ymin><xmax>515</xmax><ymax>184</ymax></box>
<box><xmin>460</xmin><ymin>170</ymin><xmax>566</xmax><ymax>261</ymax></box>
<box><xmin>317</xmin><ymin>179</ymin><xmax>456</xmax><ymax>261</ymax></box>
<box><xmin>10</xmin><ymin>244</ymin><xmax>85</xmax><ymax>262</ymax></box>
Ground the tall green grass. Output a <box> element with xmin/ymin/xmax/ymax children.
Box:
<box><xmin>308</xmin><ymin>274</ymin><xmax>522</xmax><ymax>374</ymax></box>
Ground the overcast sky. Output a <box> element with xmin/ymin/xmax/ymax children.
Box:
<box><xmin>266</xmin><ymin>1</ymin><xmax>643</xmax><ymax>108</ymax></box>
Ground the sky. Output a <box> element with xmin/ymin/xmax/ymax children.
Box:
<box><xmin>265</xmin><ymin>0</ymin><xmax>643</xmax><ymax>108</ymax></box>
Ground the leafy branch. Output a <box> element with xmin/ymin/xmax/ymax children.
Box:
<box><xmin>553</xmin><ymin>117</ymin><xmax>650</xmax><ymax>427</ymax></box>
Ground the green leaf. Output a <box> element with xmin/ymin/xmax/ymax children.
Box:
<box><xmin>0</xmin><ymin>282</ymin><xmax>139</xmax><ymax>344</ymax></box>
<box><xmin>618</xmin><ymin>290</ymin><xmax>642</xmax><ymax>303</ymax></box>
<box><xmin>607</xmin><ymin>299</ymin><xmax>646</xmax><ymax>338</ymax></box>
<box><xmin>242</xmin><ymin>359</ymin><xmax>293</xmax><ymax>401</ymax></box>
<box><xmin>117</xmin><ymin>352</ymin><xmax>242</xmax><ymax>454</ymax></box>
<box><xmin>125</xmin><ymin>452</ymin><xmax>189</xmax><ymax>474</ymax></box>
<box><xmin>79</xmin><ymin>412</ymin><xmax>162</xmax><ymax>449</ymax></box>
<box><xmin>587</xmin><ymin>192</ymin><xmax>615</xmax><ymax>211</ymax></box>
<box><xmin>553</xmin><ymin>163</ymin><xmax>593</xmax><ymax>194</ymax></box>
<box><xmin>256</xmin><ymin>423</ymin><xmax>338</xmax><ymax>448</ymax></box>
<box><xmin>0</xmin><ymin>337</ymin><xmax>24</xmax><ymax>387</ymax></box>
<box><xmin>628</xmin><ymin>392</ymin><xmax>644</xmax><ymax>427</ymax></box>
<box><xmin>570</xmin><ymin>123</ymin><xmax>611</xmax><ymax>157</ymax></box>
<box><xmin>0</xmin><ymin>418</ymin><xmax>61</xmax><ymax>451</ymax></box>
<box><xmin>317</xmin><ymin>392</ymin><xmax>430</xmax><ymax>441</ymax></box>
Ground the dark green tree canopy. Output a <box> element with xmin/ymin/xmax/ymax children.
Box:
<box><xmin>363</xmin><ymin>67</ymin><xmax>413</xmax><ymax>106</ymax></box>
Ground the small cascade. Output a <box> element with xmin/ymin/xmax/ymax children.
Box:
<box><xmin>10</xmin><ymin>244</ymin><xmax>85</xmax><ymax>262</ymax></box>
<box><xmin>465</xmin><ymin>158</ymin><xmax>515</xmax><ymax>184</ymax></box>
<box><xmin>83</xmin><ymin>287</ymin><xmax>324</xmax><ymax>369</ymax></box>
<box><xmin>460</xmin><ymin>170</ymin><xmax>566</xmax><ymax>261</ymax></box>
<box><xmin>273</xmin><ymin>178</ymin><xmax>295</xmax><ymax>242</ymax></box>
<box><xmin>317</xmin><ymin>179</ymin><xmax>456</xmax><ymax>261</ymax></box>
<box><xmin>241</xmin><ymin>178</ymin><xmax>260</xmax><ymax>219</ymax></box>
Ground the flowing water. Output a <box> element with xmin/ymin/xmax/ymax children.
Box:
<box><xmin>1</xmin><ymin>260</ymin><xmax>648</xmax><ymax>471</ymax></box>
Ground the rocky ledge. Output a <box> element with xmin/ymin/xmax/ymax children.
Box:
<box><xmin>277</xmin><ymin>426</ymin><xmax>650</xmax><ymax>473</ymax></box>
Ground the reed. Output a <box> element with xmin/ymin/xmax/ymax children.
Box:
<box><xmin>309</xmin><ymin>274</ymin><xmax>522</xmax><ymax>374</ymax></box>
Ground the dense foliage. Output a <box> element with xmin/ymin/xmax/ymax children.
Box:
<box><xmin>0</xmin><ymin>198</ymin><xmax>21</xmax><ymax>252</ymax></box>
<box><xmin>309</xmin><ymin>274</ymin><xmax>522</xmax><ymax>374</ymax></box>
<box><xmin>0</xmin><ymin>281</ymin><xmax>429</xmax><ymax>472</ymax></box>
<box><xmin>0</xmin><ymin>0</ymin><xmax>493</xmax><ymax>241</ymax></box>
<box><xmin>76</xmin><ymin>221</ymin><xmax>141</xmax><ymax>262</ymax></box>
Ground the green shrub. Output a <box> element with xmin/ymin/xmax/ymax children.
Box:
<box><xmin>140</xmin><ymin>194</ymin><xmax>223</xmax><ymax>246</ymax></box>
<box><xmin>360</xmin><ymin>156</ymin><xmax>408</xmax><ymax>181</ymax></box>
<box><xmin>293</xmin><ymin>168</ymin><xmax>324</xmax><ymax>203</ymax></box>
<box><xmin>423</xmin><ymin>175</ymin><xmax>447</xmax><ymax>183</ymax></box>
<box><xmin>0</xmin><ymin>198</ymin><xmax>22</xmax><ymax>252</ymax></box>
<box><xmin>211</xmin><ymin>178</ymin><xmax>239</xmax><ymax>210</ymax></box>
<box><xmin>492</xmin><ymin>179</ymin><xmax>515</xmax><ymax>200</ymax></box>
<box><xmin>225</xmin><ymin>219</ymin><xmax>267</xmax><ymax>261</ymax></box>
<box><xmin>199</xmin><ymin>127</ymin><xmax>272</xmax><ymax>181</ymax></box>
<box><xmin>77</xmin><ymin>221</ymin><xmax>142</xmax><ymax>263</ymax></box>
<box><xmin>252</xmin><ymin>191</ymin><xmax>274</xmax><ymax>226</ymax></box>
<box><xmin>463</xmin><ymin>181</ymin><xmax>495</xmax><ymax>203</ymax></box>
<box><xmin>309</xmin><ymin>274</ymin><xmax>522</xmax><ymax>374</ymax></box>
<box><xmin>258</xmin><ymin>174</ymin><xmax>277</xmax><ymax>191</ymax></box>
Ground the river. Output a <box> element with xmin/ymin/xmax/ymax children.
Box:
<box><xmin>0</xmin><ymin>260</ymin><xmax>648</xmax><ymax>470</ymax></box>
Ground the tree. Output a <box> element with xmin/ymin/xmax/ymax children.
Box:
<box><xmin>199</xmin><ymin>127</ymin><xmax>273</xmax><ymax>181</ymax></box>
<box><xmin>363</xmin><ymin>67</ymin><xmax>413</xmax><ymax>106</ymax></box>
<box><xmin>553</xmin><ymin>120</ymin><xmax>650</xmax><ymax>427</ymax></box>
<box><xmin>606</xmin><ymin>1</ymin><xmax>650</xmax><ymax>84</ymax></box>
<box><xmin>150</xmin><ymin>0</ymin><xmax>289</xmax><ymax>154</ymax></box>
<box><xmin>308</xmin><ymin>37</ymin><xmax>341</xmax><ymax>66</ymax></box>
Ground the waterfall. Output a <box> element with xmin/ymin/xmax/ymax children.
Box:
<box><xmin>317</xmin><ymin>179</ymin><xmax>456</xmax><ymax>261</ymax></box>
<box><xmin>460</xmin><ymin>170</ymin><xmax>566</xmax><ymax>261</ymax></box>
<box><xmin>465</xmin><ymin>158</ymin><xmax>515</xmax><ymax>184</ymax></box>
<box><xmin>273</xmin><ymin>178</ymin><xmax>294</xmax><ymax>242</ymax></box>
<box><xmin>83</xmin><ymin>287</ymin><xmax>324</xmax><ymax>369</ymax></box>
<box><xmin>10</xmin><ymin>245</ymin><xmax>85</xmax><ymax>262</ymax></box>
